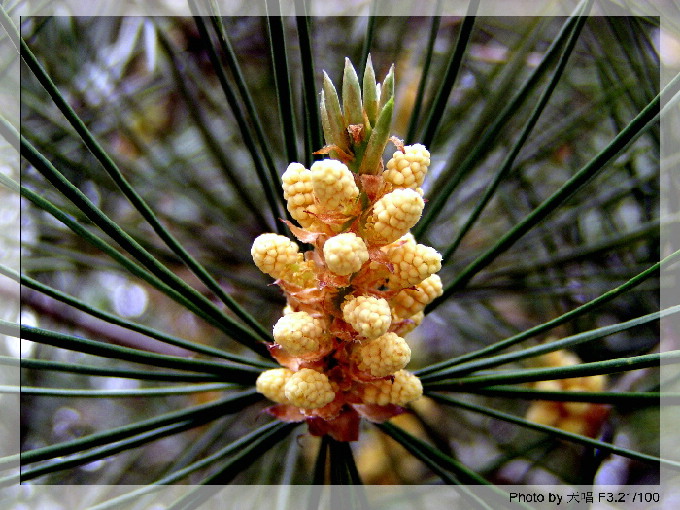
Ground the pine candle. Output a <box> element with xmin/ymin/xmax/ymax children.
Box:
<box><xmin>252</xmin><ymin>57</ymin><xmax>441</xmax><ymax>441</ymax></box>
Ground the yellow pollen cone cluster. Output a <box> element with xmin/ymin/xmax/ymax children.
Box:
<box><xmin>251</xmin><ymin>233</ymin><xmax>303</xmax><ymax>280</ymax></box>
<box><xmin>342</xmin><ymin>295</ymin><xmax>392</xmax><ymax>339</ymax></box>
<box><xmin>323</xmin><ymin>233</ymin><xmax>369</xmax><ymax>275</ymax></box>
<box><xmin>352</xmin><ymin>332</ymin><xmax>411</xmax><ymax>377</ymax></box>
<box><xmin>384</xmin><ymin>143</ymin><xmax>430</xmax><ymax>195</ymax></box>
<box><xmin>285</xmin><ymin>369</ymin><xmax>336</xmax><ymax>409</ymax></box>
<box><xmin>251</xmin><ymin>56</ymin><xmax>442</xmax><ymax>439</ymax></box>
<box><xmin>255</xmin><ymin>368</ymin><xmax>293</xmax><ymax>404</ymax></box>
<box><xmin>385</xmin><ymin>241</ymin><xmax>442</xmax><ymax>288</ymax></box>
<box><xmin>281</xmin><ymin>162</ymin><xmax>322</xmax><ymax>231</ymax></box>
<box><xmin>311</xmin><ymin>159</ymin><xmax>360</xmax><ymax>212</ymax></box>
<box><xmin>365</xmin><ymin>188</ymin><xmax>425</xmax><ymax>245</ymax></box>
<box><xmin>273</xmin><ymin>312</ymin><xmax>328</xmax><ymax>357</ymax></box>
<box><xmin>359</xmin><ymin>370</ymin><xmax>424</xmax><ymax>406</ymax></box>
<box><xmin>391</xmin><ymin>274</ymin><xmax>443</xmax><ymax>320</ymax></box>
<box><xmin>525</xmin><ymin>350</ymin><xmax>609</xmax><ymax>438</ymax></box>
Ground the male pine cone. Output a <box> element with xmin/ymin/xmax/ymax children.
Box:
<box><xmin>250</xmin><ymin>57</ymin><xmax>442</xmax><ymax>438</ymax></box>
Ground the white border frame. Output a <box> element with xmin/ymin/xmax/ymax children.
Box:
<box><xmin>1</xmin><ymin>0</ymin><xmax>678</xmax><ymax>508</ymax></box>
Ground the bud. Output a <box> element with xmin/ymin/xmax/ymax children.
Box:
<box><xmin>384</xmin><ymin>144</ymin><xmax>430</xmax><ymax>193</ymax></box>
<box><xmin>525</xmin><ymin>401</ymin><xmax>560</xmax><ymax>427</ymax></box>
<box><xmin>342</xmin><ymin>57</ymin><xmax>363</xmax><ymax>126</ymax></box>
<box><xmin>378</xmin><ymin>64</ymin><xmax>395</xmax><ymax>111</ymax></box>
<box><xmin>559</xmin><ymin>417</ymin><xmax>589</xmax><ymax>436</ymax></box>
<box><xmin>359</xmin><ymin>370</ymin><xmax>423</xmax><ymax>406</ymax></box>
<box><xmin>362</xmin><ymin>54</ymin><xmax>379</xmax><ymax>126</ymax></box>
<box><xmin>389</xmin><ymin>369</ymin><xmax>423</xmax><ymax>405</ymax></box>
<box><xmin>386</xmin><ymin>242</ymin><xmax>441</xmax><ymax>288</ymax></box>
<box><xmin>323</xmin><ymin>232</ymin><xmax>369</xmax><ymax>275</ymax></box>
<box><xmin>352</xmin><ymin>332</ymin><xmax>411</xmax><ymax>378</ymax></box>
<box><xmin>365</xmin><ymin>188</ymin><xmax>424</xmax><ymax>244</ymax></box>
<box><xmin>253</xmin><ymin>56</ymin><xmax>439</xmax><ymax>435</ymax></box>
<box><xmin>395</xmin><ymin>310</ymin><xmax>424</xmax><ymax>335</ymax></box>
<box><xmin>282</xmin><ymin>163</ymin><xmax>324</xmax><ymax>231</ymax></box>
<box><xmin>273</xmin><ymin>311</ymin><xmax>327</xmax><ymax>357</ymax></box>
<box><xmin>391</xmin><ymin>274</ymin><xmax>443</xmax><ymax>319</ymax></box>
<box><xmin>256</xmin><ymin>368</ymin><xmax>294</xmax><ymax>404</ymax></box>
<box><xmin>382</xmin><ymin>232</ymin><xmax>417</xmax><ymax>252</ymax></box>
<box><xmin>526</xmin><ymin>350</ymin><xmax>609</xmax><ymax>438</ymax></box>
<box><xmin>285</xmin><ymin>368</ymin><xmax>336</xmax><ymax>409</ymax></box>
<box><xmin>342</xmin><ymin>295</ymin><xmax>392</xmax><ymax>339</ymax></box>
<box><xmin>358</xmin><ymin>97</ymin><xmax>394</xmax><ymax>175</ymax></box>
<box><xmin>322</xmin><ymin>72</ymin><xmax>350</xmax><ymax>153</ymax></box>
<box><xmin>311</xmin><ymin>159</ymin><xmax>359</xmax><ymax>212</ymax></box>
<box><xmin>251</xmin><ymin>233</ymin><xmax>304</xmax><ymax>280</ymax></box>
